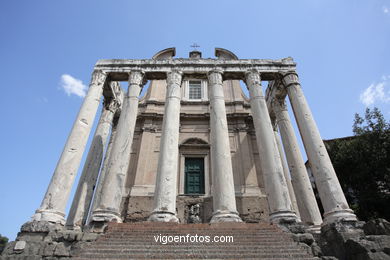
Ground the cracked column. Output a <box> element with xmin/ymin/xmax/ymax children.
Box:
<box><xmin>208</xmin><ymin>70</ymin><xmax>242</xmax><ymax>223</ymax></box>
<box><xmin>245</xmin><ymin>70</ymin><xmax>298</xmax><ymax>223</ymax></box>
<box><xmin>66</xmin><ymin>95</ymin><xmax>119</xmax><ymax>229</ymax></box>
<box><xmin>273</xmin><ymin>98</ymin><xmax>322</xmax><ymax>226</ymax></box>
<box><xmin>32</xmin><ymin>70</ymin><xmax>107</xmax><ymax>225</ymax></box>
<box><xmin>148</xmin><ymin>71</ymin><xmax>182</xmax><ymax>222</ymax></box>
<box><xmin>91</xmin><ymin>70</ymin><xmax>144</xmax><ymax>223</ymax></box>
<box><xmin>283</xmin><ymin>72</ymin><xmax>357</xmax><ymax>224</ymax></box>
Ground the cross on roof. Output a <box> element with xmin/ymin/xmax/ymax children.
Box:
<box><xmin>190</xmin><ymin>43</ymin><xmax>200</xmax><ymax>51</ymax></box>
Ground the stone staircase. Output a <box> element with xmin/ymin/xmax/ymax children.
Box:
<box><xmin>74</xmin><ymin>222</ymin><xmax>318</xmax><ymax>259</ymax></box>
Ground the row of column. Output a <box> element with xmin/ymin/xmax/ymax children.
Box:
<box><xmin>32</xmin><ymin>68</ymin><xmax>356</xmax><ymax>229</ymax></box>
<box><xmin>279</xmin><ymin>73</ymin><xmax>357</xmax><ymax>224</ymax></box>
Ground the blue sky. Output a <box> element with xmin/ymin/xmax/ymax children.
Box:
<box><xmin>0</xmin><ymin>0</ymin><xmax>389</xmax><ymax>240</ymax></box>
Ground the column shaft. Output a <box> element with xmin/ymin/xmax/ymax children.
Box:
<box><xmin>284</xmin><ymin>72</ymin><xmax>356</xmax><ymax>224</ymax></box>
<box><xmin>208</xmin><ymin>70</ymin><xmax>242</xmax><ymax>223</ymax></box>
<box><xmin>273</xmin><ymin>98</ymin><xmax>322</xmax><ymax>226</ymax></box>
<box><xmin>87</xmin><ymin>116</ymin><xmax>118</xmax><ymax>223</ymax></box>
<box><xmin>91</xmin><ymin>71</ymin><xmax>144</xmax><ymax>222</ymax></box>
<box><xmin>33</xmin><ymin>70</ymin><xmax>106</xmax><ymax>224</ymax></box>
<box><xmin>273</xmin><ymin>128</ymin><xmax>301</xmax><ymax>220</ymax></box>
<box><xmin>148</xmin><ymin>71</ymin><xmax>182</xmax><ymax>222</ymax></box>
<box><xmin>65</xmin><ymin>100</ymin><xmax>116</xmax><ymax>229</ymax></box>
<box><xmin>245</xmin><ymin>70</ymin><xmax>297</xmax><ymax>223</ymax></box>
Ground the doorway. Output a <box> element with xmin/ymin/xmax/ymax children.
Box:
<box><xmin>184</xmin><ymin>158</ymin><xmax>205</xmax><ymax>195</ymax></box>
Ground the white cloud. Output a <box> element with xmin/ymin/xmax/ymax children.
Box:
<box><xmin>383</xmin><ymin>6</ymin><xmax>389</xmax><ymax>14</ymax></box>
<box><xmin>60</xmin><ymin>74</ymin><xmax>87</xmax><ymax>98</ymax></box>
<box><xmin>360</xmin><ymin>76</ymin><xmax>390</xmax><ymax>106</ymax></box>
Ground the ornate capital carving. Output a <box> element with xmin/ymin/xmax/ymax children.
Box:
<box><xmin>91</xmin><ymin>70</ymin><xmax>107</xmax><ymax>86</ymax></box>
<box><xmin>129</xmin><ymin>70</ymin><xmax>145</xmax><ymax>86</ymax></box>
<box><xmin>166</xmin><ymin>70</ymin><xmax>183</xmax><ymax>86</ymax></box>
<box><xmin>207</xmin><ymin>69</ymin><xmax>223</xmax><ymax>85</ymax></box>
<box><xmin>282</xmin><ymin>72</ymin><xmax>300</xmax><ymax>87</ymax></box>
<box><xmin>245</xmin><ymin>70</ymin><xmax>261</xmax><ymax>87</ymax></box>
<box><xmin>111</xmin><ymin>81</ymin><xmax>124</xmax><ymax>107</ymax></box>
<box><xmin>103</xmin><ymin>98</ymin><xmax>120</xmax><ymax>113</ymax></box>
<box><xmin>272</xmin><ymin>97</ymin><xmax>288</xmax><ymax>114</ymax></box>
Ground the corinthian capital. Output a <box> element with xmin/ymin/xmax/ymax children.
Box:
<box><xmin>91</xmin><ymin>70</ymin><xmax>107</xmax><ymax>86</ymax></box>
<box><xmin>245</xmin><ymin>70</ymin><xmax>261</xmax><ymax>87</ymax></box>
<box><xmin>129</xmin><ymin>71</ymin><xmax>145</xmax><ymax>86</ymax></box>
<box><xmin>103</xmin><ymin>98</ymin><xmax>120</xmax><ymax>113</ymax></box>
<box><xmin>207</xmin><ymin>69</ymin><xmax>223</xmax><ymax>85</ymax></box>
<box><xmin>272</xmin><ymin>98</ymin><xmax>288</xmax><ymax>114</ymax></box>
<box><xmin>282</xmin><ymin>72</ymin><xmax>300</xmax><ymax>87</ymax></box>
<box><xmin>167</xmin><ymin>70</ymin><xmax>183</xmax><ymax>86</ymax></box>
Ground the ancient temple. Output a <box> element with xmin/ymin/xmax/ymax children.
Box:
<box><xmin>28</xmin><ymin>47</ymin><xmax>356</xmax><ymax>231</ymax></box>
<box><xmin>2</xmin><ymin>48</ymin><xmax>367</xmax><ymax>259</ymax></box>
<box><xmin>11</xmin><ymin>47</ymin><xmax>390</xmax><ymax>260</ymax></box>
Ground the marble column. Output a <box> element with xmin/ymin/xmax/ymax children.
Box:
<box><xmin>148</xmin><ymin>71</ymin><xmax>182</xmax><ymax>222</ymax></box>
<box><xmin>208</xmin><ymin>70</ymin><xmax>242</xmax><ymax>223</ymax></box>
<box><xmin>283</xmin><ymin>72</ymin><xmax>357</xmax><ymax>224</ymax></box>
<box><xmin>91</xmin><ymin>70</ymin><xmax>144</xmax><ymax>223</ymax></box>
<box><xmin>273</xmin><ymin>127</ymin><xmax>301</xmax><ymax>220</ymax></box>
<box><xmin>273</xmin><ymin>98</ymin><xmax>322</xmax><ymax>226</ymax></box>
<box><xmin>32</xmin><ymin>70</ymin><xmax>107</xmax><ymax>224</ymax></box>
<box><xmin>245</xmin><ymin>70</ymin><xmax>297</xmax><ymax>223</ymax></box>
<box><xmin>65</xmin><ymin>98</ymin><xmax>118</xmax><ymax>229</ymax></box>
<box><xmin>87</xmin><ymin>115</ymin><xmax>119</xmax><ymax>224</ymax></box>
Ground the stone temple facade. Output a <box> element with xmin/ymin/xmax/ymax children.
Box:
<box><xmin>32</xmin><ymin>47</ymin><xmax>357</xmax><ymax>231</ymax></box>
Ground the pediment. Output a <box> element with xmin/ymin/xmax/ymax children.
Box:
<box><xmin>181</xmin><ymin>138</ymin><xmax>209</xmax><ymax>146</ymax></box>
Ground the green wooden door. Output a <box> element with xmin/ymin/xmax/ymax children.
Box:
<box><xmin>185</xmin><ymin>158</ymin><xmax>205</xmax><ymax>194</ymax></box>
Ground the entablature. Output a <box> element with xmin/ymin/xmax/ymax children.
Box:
<box><xmin>95</xmin><ymin>58</ymin><xmax>296</xmax><ymax>81</ymax></box>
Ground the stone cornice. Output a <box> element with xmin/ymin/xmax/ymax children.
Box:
<box><xmin>95</xmin><ymin>58</ymin><xmax>296</xmax><ymax>81</ymax></box>
<box><xmin>139</xmin><ymin>100</ymin><xmax>250</xmax><ymax>106</ymax></box>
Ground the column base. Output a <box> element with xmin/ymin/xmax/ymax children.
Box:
<box><xmin>65</xmin><ymin>224</ymin><xmax>82</xmax><ymax>231</ymax></box>
<box><xmin>32</xmin><ymin>209</ymin><xmax>65</xmax><ymax>225</ymax></box>
<box><xmin>210</xmin><ymin>211</ymin><xmax>242</xmax><ymax>223</ymax></box>
<box><xmin>269</xmin><ymin>210</ymin><xmax>299</xmax><ymax>224</ymax></box>
<box><xmin>148</xmin><ymin>211</ymin><xmax>179</xmax><ymax>223</ymax></box>
<box><xmin>90</xmin><ymin>209</ymin><xmax>123</xmax><ymax>223</ymax></box>
<box><xmin>305</xmin><ymin>224</ymin><xmax>322</xmax><ymax>234</ymax></box>
<box><xmin>323</xmin><ymin>208</ymin><xmax>357</xmax><ymax>225</ymax></box>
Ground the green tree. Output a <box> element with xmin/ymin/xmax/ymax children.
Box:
<box><xmin>0</xmin><ymin>234</ymin><xmax>8</xmax><ymax>254</ymax></box>
<box><xmin>326</xmin><ymin>107</ymin><xmax>390</xmax><ymax>221</ymax></box>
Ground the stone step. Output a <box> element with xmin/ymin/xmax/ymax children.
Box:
<box><xmin>94</xmin><ymin>240</ymin><xmax>294</xmax><ymax>245</ymax></box>
<box><xmin>99</xmin><ymin>237</ymin><xmax>289</xmax><ymax>241</ymax></box>
<box><xmin>75</xmin><ymin>253</ymin><xmax>314</xmax><ymax>259</ymax></box>
<box><xmin>74</xmin><ymin>222</ymin><xmax>317</xmax><ymax>259</ymax></box>
<box><xmin>80</xmin><ymin>249</ymin><xmax>308</xmax><ymax>255</ymax></box>
<box><xmin>89</xmin><ymin>243</ymin><xmax>297</xmax><ymax>249</ymax></box>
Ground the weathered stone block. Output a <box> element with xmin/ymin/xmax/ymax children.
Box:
<box><xmin>17</xmin><ymin>233</ymin><xmax>45</xmax><ymax>242</ymax></box>
<box><xmin>41</xmin><ymin>243</ymin><xmax>56</xmax><ymax>256</ymax></box>
<box><xmin>293</xmin><ymin>233</ymin><xmax>315</xmax><ymax>245</ymax></box>
<box><xmin>53</xmin><ymin>243</ymin><xmax>70</xmax><ymax>257</ymax></box>
<box><xmin>311</xmin><ymin>242</ymin><xmax>323</xmax><ymax>256</ymax></box>
<box><xmin>21</xmin><ymin>221</ymin><xmax>62</xmax><ymax>233</ymax></box>
<box><xmin>81</xmin><ymin>233</ymin><xmax>98</xmax><ymax>242</ymax></box>
<box><xmin>49</xmin><ymin>231</ymin><xmax>65</xmax><ymax>242</ymax></box>
<box><xmin>62</xmin><ymin>230</ymin><xmax>82</xmax><ymax>242</ymax></box>
<box><xmin>13</xmin><ymin>241</ymin><xmax>26</xmax><ymax>252</ymax></box>
<box><xmin>364</xmin><ymin>219</ymin><xmax>390</xmax><ymax>236</ymax></box>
